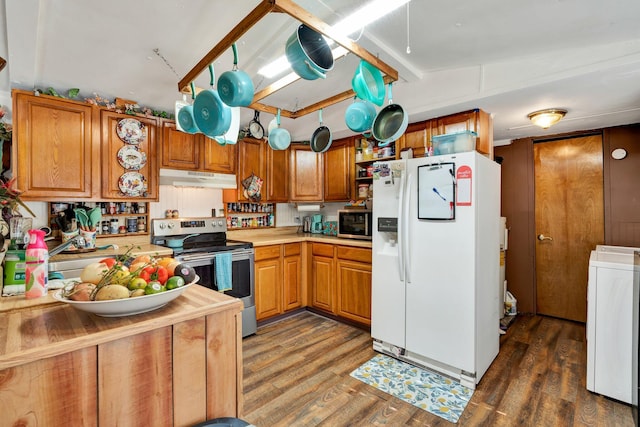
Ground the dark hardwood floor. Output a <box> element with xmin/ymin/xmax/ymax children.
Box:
<box><xmin>242</xmin><ymin>311</ymin><xmax>635</xmax><ymax>426</ymax></box>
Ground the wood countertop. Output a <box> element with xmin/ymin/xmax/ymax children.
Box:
<box><xmin>227</xmin><ymin>227</ymin><xmax>372</xmax><ymax>249</ymax></box>
<box><xmin>0</xmin><ymin>285</ymin><xmax>242</xmax><ymax>370</ymax></box>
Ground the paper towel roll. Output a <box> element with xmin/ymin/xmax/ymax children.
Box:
<box><xmin>296</xmin><ymin>204</ymin><xmax>321</xmax><ymax>212</ymax></box>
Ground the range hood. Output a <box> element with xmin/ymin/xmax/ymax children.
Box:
<box><xmin>159</xmin><ymin>168</ymin><xmax>237</xmax><ymax>189</ymax></box>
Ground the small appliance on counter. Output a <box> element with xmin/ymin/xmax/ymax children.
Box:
<box><xmin>310</xmin><ymin>214</ymin><xmax>323</xmax><ymax>234</ymax></box>
<box><xmin>302</xmin><ymin>216</ymin><xmax>311</xmax><ymax>233</ymax></box>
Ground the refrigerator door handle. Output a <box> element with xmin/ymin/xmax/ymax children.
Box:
<box><xmin>397</xmin><ymin>169</ymin><xmax>405</xmax><ymax>282</ymax></box>
<box><xmin>404</xmin><ymin>173</ymin><xmax>412</xmax><ymax>284</ymax></box>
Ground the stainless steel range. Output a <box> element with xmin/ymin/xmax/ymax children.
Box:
<box><xmin>151</xmin><ymin>216</ymin><xmax>256</xmax><ymax>337</ymax></box>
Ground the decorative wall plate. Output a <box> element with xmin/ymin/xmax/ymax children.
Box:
<box><xmin>118</xmin><ymin>172</ymin><xmax>147</xmax><ymax>197</ymax></box>
<box><xmin>117</xmin><ymin>145</ymin><xmax>147</xmax><ymax>170</ymax></box>
<box><xmin>116</xmin><ymin>118</ymin><xmax>146</xmax><ymax>144</ymax></box>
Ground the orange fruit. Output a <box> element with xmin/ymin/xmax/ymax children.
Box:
<box><xmin>157</xmin><ymin>257</ymin><xmax>177</xmax><ymax>268</ymax></box>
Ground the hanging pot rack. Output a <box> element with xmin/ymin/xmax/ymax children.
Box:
<box><xmin>178</xmin><ymin>0</ymin><xmax>398</xmax><ymax>119</ymax></box>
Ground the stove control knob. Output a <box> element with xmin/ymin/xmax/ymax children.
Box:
<box><xmin>218</xmin><ymin>220</ymin><xmax>224</xmax><ymax>226</ymax></box>
<box><xmin>167</xmin><ymin>223</ymin><xmax>175</xmax><ymax>229</ymax></box>
<box><xmin>159</xmin><ymin>223</ymin><xmax>166</xmax><ymax>229</ymax></box>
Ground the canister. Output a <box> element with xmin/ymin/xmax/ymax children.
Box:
<box><xmin>127</xmin><ymin>217</ymin><xmax>137</xmax><ymax>232</ymax></box>
<box><xmin>358</xmin><ymin>184</ymin><xmax>369</xmax><ymax>198</ymax></box>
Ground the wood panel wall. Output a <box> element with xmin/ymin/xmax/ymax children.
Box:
<box><xmin>603</xmin><ymin>123</ymin><xmax>640</xmax><ymax>246</ymax></box>
<box><xmin>494</xmin><ymin>123</ymin><xmax>640</xmax><ymax>315</ymax></box>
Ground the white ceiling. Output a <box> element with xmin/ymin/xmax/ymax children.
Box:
<box><xmin>2</xmin><ymin>0</ymin><xmax>640</xmax><ymax>145</ymax></box>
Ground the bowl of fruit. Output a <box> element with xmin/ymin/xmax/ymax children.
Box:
<box><xmin>53</xmin><ymin>251</ymin><xmax>199</xmax><ymax>317</ymax></box>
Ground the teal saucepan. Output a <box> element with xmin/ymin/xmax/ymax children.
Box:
<box><xmin>213</xmin><ymin>107</ymin><xmax>240</xmax><ymax>146</ymax></box>
<box><xmin>218</xmin><ymin>43</ymin><xmax>255</xmax><ymax>107</ymax></box>
<box><xmin>285</xmin><ymin>24</ymin><xmax>334</xmax><ymax>80</ymax></box>
<box><xmin>352</xmin><ymin>60</ymin><xmax>385</xmax><ymax>107</ymax></box>
<box><xmin>194</xmin><ymin>64</ymin><xmax>232</xmax><ymax>138</ymax></box>
<box><xmin>178</xmin><ymin>82</ymin><xmax>199</xmax><ymax>134</ymax></box>
<box><xmin>344</xmin><ymin>99</ymin><xmax>376</xmax><ymax>133</ymax></box>
<box><xmin>372</xmin><ymin>83</ymin><xmax>408</xmax><ymax>145</ymax></box>
<box><xmin>268</xmin><ymin>109</ymin><xmax>291</xmax><ymax>150</ymax></box>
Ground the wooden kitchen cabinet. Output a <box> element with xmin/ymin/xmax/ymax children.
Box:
<box><xmin>0</xmin><ymin>286</ymin><xmax>243</xmax><ymax>427</ymax></box>
<box><xmin>310</xmin><ymin>243</ymin><xmax>335</xmax><ymax>312</ymax></box>
<box><xmin>336</xmin><ymin>246</ymin><xmax>372</xmax><ymax>325</ymax></box>
<box><xmin>283</xmin><ymin>243</ymin><xmax>302</xmax><ymax>311</ymax></box>
<box><xmin>227</xmin><ymin>137</ymin><xmax>265</xmax><ymax>202</ymax></box>
<box><xmin>100</xmin><ymin>110</ymin><xmax>158</xmax><ymax>200</ymax></box>
<box><xmin>255</xmin><ymin>245</ymin><xmax>283</xmax><ymax>320</ymax></box>
<box><xmin>254</xmin><ymin>243</ymin><xmax>302</xmax><ymax>321</ymax></box>
<box><xmin>308</xmin><ymin>243</ymin><xmax>372</xmax><ymax>326</ymax></box>
<box><xmin>12</xmin><ymin>90</ymin><xmax>101</xmax><ymax>200</ymax></box>
<box><xmin>431</xmin><ymin>108</ymin><xmax>493</xmax><ymax>158</ymax></box>
<box><xmin>397</xmin><ymin>120</ymin><xmax>432</xmax><ymax>159</ymax></box>
<box><xmin>289</xmin><ymin>144</ymin><xmax>323</xmax><ymax>202</ymax></box>
<box><xmin>160</xmin><ymin>121</ymin><xmax>236</xmax><ymax>174</ymax></box>
<box><xmin>323</xmin><ymin>137</ymin><xmax>353</xmax><ymax>202</ymax></box>
<box><xmin>397</xmin><ymin>109</ymin><xmax>493</xmax><ymax>159</ymax></box>
<box><xmin>265</xmin><ymin>146</ymin><xmax>290</xmax><ymax>202</ymax></box>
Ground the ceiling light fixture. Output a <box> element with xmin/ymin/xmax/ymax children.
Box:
<box><xmin>527</xmin><ymin>108</ymin><xmax>567</xmax><ymax>129</ymax></box>
<box><xmin>258</xmin><ymin>0</ymin><xmax>410</xmax><ymax>78</ymax></box>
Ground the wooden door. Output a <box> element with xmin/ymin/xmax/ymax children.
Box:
<box><xmin>254</xmin><ymin>245</ymin><xmax>282</xmax><ymax>320</ymax></box>
<box><xmin>534</xmin><ymin>135</ymin><xmax>604</xmax><ymax>322</ymax></box>
<box><xmin>289</xmin><ymin>144</ymin><xmax>323</xmax><ymax>201</ymax></box>
<box><xmin>397</xmin><ymin>121</ymin><xmax>430</xmax><ymax>158</ymax></box>
<box><xmin>202</xmin><ymin>136</ymin><xmax>237</xmax><ymax>174</ymax></box>
<box><xmin>13</xmin><ymin>91</ymin><xmax>99</xmax><ymax>199</ymax></box>
<box><xmin>336</xmin><ymin>259</ymin><xmax>372</xmax><ymax>325</ymax></box>
<box><xmin>283</xmin><ymin>243</ymin><xmax>302</xmax><ymax>311</ymax></box>
<box><xmin>265</xmin><ymin>147</ymin><xmax>289</xmax><ymax>202</ymax></box>
<box><xmin>323</xmin><ymin>137</ymin><xmax>352</xmax><ymax>201</ymax></box>
<box><xmin>236</xmin><ymin>138</ymin><xmax>265</xmax><ymax>201</ymax></box>
<box><xmin>161</xmin><ymin>121</ymin><xmax>200</xmax><ymax>170</ymax></box>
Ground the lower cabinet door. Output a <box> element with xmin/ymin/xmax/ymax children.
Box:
<box><xmin>336</xmin><ymin>259</ymin><xmax>372</xmax><ymax>325</ymax></box>
<box><xmin>311</xmin><ymin>255</ymin><xmax>335</xmax><ymax>312</ymax></box>
<box><xmin>255</xmin><ymin>257</ymin><xmax>282</xmax><ymax>320</ymax></box>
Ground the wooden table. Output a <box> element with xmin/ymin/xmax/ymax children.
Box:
<box><xmin>0</xmin><ymin>285</ymin><xmax>243</xmax><ymax>427</ymax></box>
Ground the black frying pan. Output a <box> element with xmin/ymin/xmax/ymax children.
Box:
<box><xmin>248</xmin><ymin>110</ymin><xmax>264</xmax><ymax>139</ymax></box>
<box><xmin>310</xmin><ymin>109</ymin><xmax>332</xmax><ymax>153</ymax></box>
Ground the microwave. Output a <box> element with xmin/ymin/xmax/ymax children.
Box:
<box><xmin>337</xmin><ymin>210</ymin><xmax>372</xmax><ymax>240</ymax></box>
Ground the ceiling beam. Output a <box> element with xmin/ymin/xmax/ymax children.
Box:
<box><xmin>178</xmin><ymin>0</ymin><xmax>399</xmax><ymax>118</ymax></box>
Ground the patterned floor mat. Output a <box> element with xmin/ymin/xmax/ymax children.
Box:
<box><xmin>350</xmin><ymin>354</ymin><xmax>474</xmax><ymax>423</ymax></box>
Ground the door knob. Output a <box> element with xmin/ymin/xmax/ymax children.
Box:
<box><xmin>537</xmin><ymin>234</ymin><xmax>553</xmax><ymax>241</ymax></box>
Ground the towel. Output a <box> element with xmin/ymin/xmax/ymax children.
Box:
<box><xmin>215</xmin><ymin>252</ymin><xmax>233</xmax><ymax>292</ymax></box>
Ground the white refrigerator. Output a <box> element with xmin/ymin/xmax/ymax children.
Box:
<box><xmin>371</xmin><ymin>151</ymin><xmax>501</xmax><ymax>389</ymax></box>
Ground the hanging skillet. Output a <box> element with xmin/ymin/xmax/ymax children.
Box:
<box><xmin>310</xmin><ymin>109</ymin><xmax>332</xmax><ymax>153</ymax></box>
<box><xmin>248</xmin><ymin>110</ymin><xmax>264</xmax><ymax>139</ymax></box>
<box><xmin>372</xmin><ymin>83</ymin><xmax>408</xmax><ymax>145</ymax></box>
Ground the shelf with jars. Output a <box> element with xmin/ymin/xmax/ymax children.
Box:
<box><xmin>225</xmin><ymin>202</ymin><xmax>275</xmax><ymax>230</ymax></box>
<box><xmin>48</xmin><ymin>201</ymin><xmax>149</xmax><ymax>238</ymax></box>
<box><xmin>354</xmin><ymin>138</ymin><xmax>396</xmax><ymax>182</ymax></box>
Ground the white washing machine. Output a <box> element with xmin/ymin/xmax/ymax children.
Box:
<box><xmin>586</xmin><ymin>248</ymin><xmax>640</xmax><ymax>404</ymax></box>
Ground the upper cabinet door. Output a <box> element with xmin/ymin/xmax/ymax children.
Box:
<box><xmin>160</xmin><ymin>121</ymin><xmax>200</xmax><ymax>170</ymax></box>
<box><xmin>13</xmin><ymin>91</ymin><xmax>100</xmax><ymax>200</ymax></box>
<box><xmin>290</xmin><ymin>144</ymin><xmax>323</xmax><ymax>202</ymax></box>
<box><xmin>236</xmin><ymin>138</ymin><xmax>265</xmax><ymax>202</ymax></box>
<box><xmin>100</xmin><ymin>110</ymin><xmax>158</xmax><ymax>200</ymax></box>
<box><xmin>265</xmin><ymin>147</ymin><xmax>289</xmax><ymax>202</ymax></box>
<box><xmin>201</xmin><ymin>136</ymin><xmax>237</xmax><ymax>174</ymax></box>
<box><xmin>323</xmin><ymin>137</ymin><xmax>352</xmax><ymax>202</ymax></box>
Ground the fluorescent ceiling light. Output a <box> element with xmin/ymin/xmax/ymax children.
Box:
<box><xmin>258</xmin><ymin>0</ymin><xmax>410</xmax><ymax>78</ymax></box>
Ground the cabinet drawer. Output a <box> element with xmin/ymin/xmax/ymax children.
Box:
<box><xmin>284</xmin><ymin>242</ymin><xmax>301</xmax><ymax>257</ymax></box>
<box><xmin>312</xmin><ymin>243</ymin><xmax>334</xmax><ymax>258</ymax></box>
<box><xmin>255</xmin><ymin>245</ymin><xmax>281</xmax><ymax>261</ymax></box>
<box><xmin>336</xmin><ymin>246</ymin><xmax>372</xmax><ymax>263</ymax></box>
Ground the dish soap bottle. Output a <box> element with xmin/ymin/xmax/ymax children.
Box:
<box><xmin>25</xmin><ymin>229</ymin><xmax>49</xmax><ymax>299</ymax></box>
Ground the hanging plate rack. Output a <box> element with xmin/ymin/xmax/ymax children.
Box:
<box><xmin>178</xmin><ymin>0</ymin><xmax>399</xmax><ymax>119</ymax></box>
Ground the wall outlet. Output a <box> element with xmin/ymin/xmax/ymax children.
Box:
<box><xmin>294</xmin><ymin>216</ymin><xmax>301</xmax><ymax>224</ymax></box>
